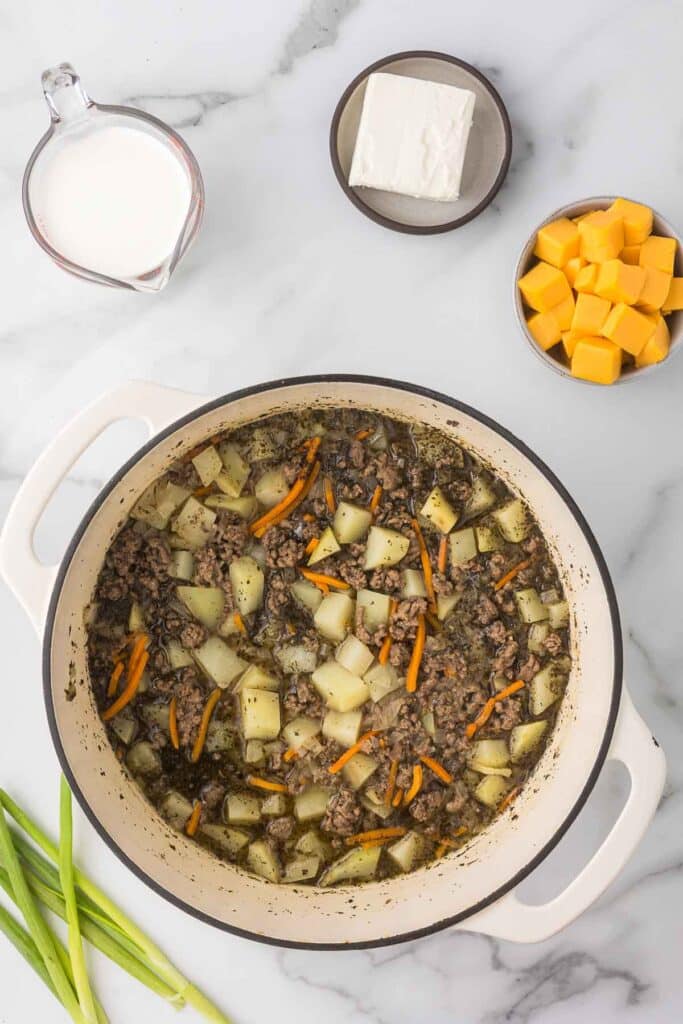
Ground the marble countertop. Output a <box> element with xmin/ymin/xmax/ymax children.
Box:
<box><xmin>1</xmin><ymin>0</ymin><xmax>682</xmax><ymax>1021</ymax></box>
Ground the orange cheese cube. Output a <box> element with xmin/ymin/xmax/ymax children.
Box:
<box><xmin>578</xmin><ymin>210</ymin><xmax>624</xmax><ymax>263</ymax></box>
<box><xmin>571</xmin><ymin>337</ymin><xmax>622</xmax><ymax>384</ymax></box>
<box><xmin>636</xmin><ymin>266</ymin><xmax>672</xmax><ymax>313</ymax></box>
<box><xmin>518</xmin><ymin>261</ymin><xmax>571</xmax><ymax>312</ymax></box>
<box><xmin>527</xmin><ymin>312</ymin><xmax>561</xmax><ymax>351</ymax></box>
<box><xmin>635</xmin><ymin>316</ymin><xmax>670</xmax><ymax>367</ymax></box>
<box><xmin>620</xmin><ymin>245</ymin><xmax>641</xmax><ymax>265</ymax></box>
<box><xmin>601</xmin><ymin>302</ymin><xmax>655</xmax><ymax>356</ymax></box>
<box><xmin>572</xmin><ymin>212</ymin><xmax>591</xmax><ymax>224</ymax></box>
<box><xmin>639</xmin><ymin>235</ymin><xmax>677</xmax><ymax>274</ymax></box>
<box><xmin>663</xmin><ymin>277</ymin><xmax>683</xmax><ymax>312</ymax></box>
<box><xmin>562</xmin><ymin>330</ymin><xmax>586</xmax><ymax>359</ymax></box>
<box><xmin>608</xmin><ymin>198</ymin><xmax>653</xmax><ymax>245</ymax></box>
<box><xmin>564</xmin><ymin>256</ymin><xmax>586</xmax><ymax>287</ymax></box>
<box><xmin>594</xmin><ymin>259</ymin><xmax>645</xmax><ymax>305</ymax></box>
<box><xmin>574</xmin><ymin>263</ymin><xmax>598</xmax><ymax>294</ymax></box>
<box><xmin>533</xmin><ymin>218</ymin><xmax>580</xmax><ymax>268</ymax></box>
<box><xmin>571</xmin><ymin>293</ymin><xmax>611</xmax><ymax>335</ymax></box>
<box><xmin>549</xmin><ymin>292</ymin><xmax>575</xmax><ymax>331</ymax></box>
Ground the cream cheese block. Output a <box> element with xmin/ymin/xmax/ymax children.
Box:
<box><xmin>349</xmin><ymin>72</ymin><xmax>475</xmax><ymax>202</ymax></box>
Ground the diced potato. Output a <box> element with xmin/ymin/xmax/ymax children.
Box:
<box><xmin>492</xmin><ymin>499</ymin><xmax>530</xmax><ymax>543</ymax></box>
<box><xmin>357</xmin><ymin>589</ymin><xmax>392</xmax><ymax>629</ymax></box>
<box><xmin>283</xmin><ymin>855</ymin><xmax>320</xmax><ymax>883</ymax></box>
<box><xmin>229</xmin><ymin>556</ymin><xmax>264</xmax><ymax>615</ymax></box>
<box><xmin>475</xmin><ymin>525</ymin><xmax>502</xmax><ymax>552</ymax></box>
<box><xmin>333</xmin><ymin>502</ymin><xmax>372</xmax><ymax>544</ymax></box>
<box><xmin>246</xmin><ymin>427</ymin><xmax>277</xmax><ymax>463</ymax></box>
<box><xmin>313</xmin><ymin>593</ymin><xmax>354</xmax><ymax>643</ymax></box>
<box><xmin>474</xmin><ymin>775</ymin><xmax>511</xmax><ymax>809</ymax></box>
<box><xmin>244</xmin><ymin>739</ymin><xmax>265</xmax><ymax>764</ymax></box>
<box><xmin>364</xmin><ymin>526</ymin><xmax>410</xmax><ymax>570</ymax></box>
<box><xmin>261</xmin><ymin>793</ymin><xmax>288</xmax><ymax>817</ymax></box>
<box><xmin>126</xmin><ymin>741</ymin><xmax>162</xmax><ymax>777</ymax></box>
<box><xmin>421</xmin><ymin>710</ymin><xmax>436</xmax><ymax>737</ymax></box>
<box><xmin>469</xmin><ymin>738</ymin><xmax>510</xmax><ymax>769</ymax></box>
<box><xmin>307</xmin><ymin>526</ymin><xmax>341</xmax><ymax>566</ymax></box>
<box><xmin>172</xmin><ymin>497</ymin><xmax>216</xmax><ymax>549</ymax></box>
<box><xmin>387</xmin><ymin>831</ymin><xmax>427</xmax><ymax>873</ymax></box>
<box><xmin>204</xmin><ymin>719</ymin><xmax>234</xmax><ymax>753</ymax></box>
<box><xmin>194</xmin><ymin>636</ymin><xmax>246</xmax><ymax>688</ymax></box>
<box><xmin>254</xmin><ymin>467</ymin><xmax>288</xmax><ymax>509</ymax></box>
<box><xmin>192</xmin><ymin>445</ymin><xmax>223</xmax><ymax>486</ymax></box>
<box><xmin>224</xmin><ymin>792</ymin><xmax>261</xmax><ymax>826</ymax></box>
<box><xmin>510</xmin><ymin>721</ymin><xmax>548</xmax><ymax>762</ymax></box>
<box><xmin>527</xmin><ymin>622</ymin><xmax>550</xmax><ymax>654</ymax></box>
<box><xmin>177</xmin><ymin>585</ymin><xmax>225</xmax><ymax>629</ymax></box>
<box><xmin>290</xmin><ymin>579</ymin><xmax>323</xmax><ymax>613</ymax></box>
<box><xmin>360</xmin><ymin>791</ymin><xmax>393</xmax><ymax>821</ymax></box>
<box><xmin>159</xmin><ymin>791</ymin><xmax>194</xmax><ymax>830</ymax></box>
<box><xmin>247</xmin><ymin>840</ymin><xmax>281</xmax><ymax>882</ymax></box>
<box><xmin>470</xmin><ymin>763</ymin><xmax>513</xmax><ymax>777</ymax></box>
<box><xmin>109</xmin><ymin>708</ymin><xmax>138</xmax><ymax>746</ymax></box>
<box><xmin>319</xmin><ymin>846</ymin><xmax>381</xmax><ymax>886</ymax></box>
<box><xmin>449</xmin><ymin>527</ymin><xmax>477</xmax><ymax>566</ymax></box>
<box><xmin>402</xmin><ymin>569</ymin><xmax>427</xmax><ymax>599</ymax></box>
<box><xmin>216</xmin><ymin>443</ymin><xmax>250</xmax><ymax>497</ymax></box>
<box><xmin>130</xmin><ymin>480</ymin><xmax>190</xmax><ymax>529</ymax></box>
<box><xmin>199</xmin><ymin>824</ymin><xmax>250</xmax><ymax>857</ymax></box>
<box><xmin>547</xmin><ymin>600</ymin><xmax>569</xmax><ymax>629</ymax></box>
<box><xmin>139</xmin><ymin>702</ymin><xmax>170</xmax><ymax>732</ymax></box>
<box><xmin>204</xmin><ymin>494</ymin><xmax>259</xmax><ymax>520</ymax></box>
<box><xmin>171</xmin><ymin>549</ymin><xmax>194</xmax><ymax>581</ymax></box>
<box><xmin>466</xmin><ymin>477</ymin><xmax>496</xmax><ymax>517</ymax></box>
<box><xmin>420</xmin><ymin>487</ymin><xmax>458</xmax><ymax>534</ymax></box>
<box><xmin>437</xmin><ymin>593</ymin><xmax>460</xmax><ymax>621</ymax></box>
<box><xmin>342</xmin><ymin>752</ymin><xmax>378</xmax><ymax>790</ymax></box>
<box><xmin>275</xmin><ymin>645</ymin><xmax>318</xmax><ymax>675</ymax></box>
<box><xmin>238</xmin><ymin>664</ymin><xmax>280</xmax><ymax>692</ymax></box>
<box><xmin>529</xmin><ymin>661</ymin><xmax>567</xmax><ymax>715</ymax></box>
<box><xmin>296</xmin><ymin>830</ymin><xmax>331</xmax><ymax>861</ymax></box>
<box><xmin>128</xmin><ymin>601</ymin><xmax>145</xmax><ymax>632</ymax></box>
<box><xmin>335</xmin><ymin>635</ymin><xmax>374</xmax><ymax>677</ymax></box>
<box><xmin>282</xmin><ymin>717</ymin><xmax>321</xmax><ymax>751</ymax></box>
<box><xmin>515</xmin><ymin>588</ymin><xmax>549</xmax><ymax>624</ymax></box>
<box><xmin>311</xmin><ymin>661</ymin><xmax>369</xmax><ymax>712</ymax></box>
<box><xmin>323</xmin><ymin>709</ymin><xmax>362</xmax><ymax>748</ymax></box>
<box><xmin>240</xmin><ymin>689</ymin><xmax>281</xmax><ymax>740</ymax></box>
<box><xmin>294</xmin><ymin>786</ymin><xmax>333</xmax><ymax>823</ymax></box>
<box><xmin>364</xmin><ymin>662</ymin><xmax>402</xmax><ymax>702</ymax></box>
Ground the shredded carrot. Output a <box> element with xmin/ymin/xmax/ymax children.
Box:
<box><xmin>233</xmin><ymin>611</ymin><xmax>247</xmax><ymax>635</ymax></box>
<box><xmin>168</xmin><ymin>697</ymin><xmax>180</xmax><ymax>750</ymax></box>
<box><xmin>405</xmin><ymin>613</ymin><xmax>426</xmax><ymax>693</ymax></box>
<box><xmin>303</xmin><ymin>512</ymin><xmax>315</xmax><ymax>522</ymax></box>
<box><xmin>304</xmin><ymin>436</ymin><xmax>322</xmax><ymax>463</ymax></box>
<box><xmin>494</xmin><ymin>559</ymin><xmax>531</xmax><ymax>591</ymax></box>
<box><xmin>193</xmin><ymin>484</ymin><xmax>213</xmax><ymax>498</ymax></box>
<box><xmin>185</xmin><ymin>801</ymin><xmax>202</xmax><ymax>837</ymax></box>
<box><xmin>102</xmin><ymin>650</ymin><xmax>149</xmax><ymax>721</ymax></box>
<box><xmin>420</xmin><ymin>755</ymin><xmax>453</xmax><ymax>784</ymax></box>
<box><xmin>498</xmin><ymin>787</ymin><xmax>520</xmax><ymax>813</ymax></box>
<box><xmin>465</xmin><ymin>679</ymin><xmax>526</xmax><ymax>739</ymax></box>
<box><xmin>305</xmin><ymin>536</ymin><xmax>319</xmax><ymax>556</ymax></box>
<box><xmin>354</xmin><ymin>428</ymin><xmax>372</xmax><ymax>441</ymax></box>
<box><xmin>384</xmin><ymin>759</ymin><xmax>399</xmax><ymax>806</ymax></box>
<box><xmin>437</xmin><ymin>535</ymin><xmax>448</xmax><ymax>574</ymax></box>
<box><xmin>360</xmin><ymin>838</ymin><xmax>393</xmax><ymax>850</ymax></box>
<box><xmin>300</xmin><ymin>569</ymin><xmax>350</xmax><ymax>591</ymax></box>
<box><xmin>190</xmin><ymin>688</ymin><xmax>222</xmax><ymax>763</ymax></box>
<box><xmin>250</xmin><ymin>476</ymin><xmax>306</xmax><ymax>536</ymax></box>
<box><xmin>425</xmin><ymin>610</ymin><xmax>441</xmax><ymax>633</ymax></box>
<box><xmin>328</xmin><ymin>731</ymin><xmax>380</xmax><ymax>774</ymax></box>
<box><xmin>453</xmin><ymin>825</ymin><xmax>469</xmax><ymax>838</ymax></box>
<box><xmin>434</xmin><ymin>830</ymin><xmax>468</xmax><ymax>857</ymax></box>
<box><xmin>285</xmin><ymin>621</ymin><xmax>296</xmax><ymax>635</ymax></box>
<box><xmin>283</xmin><ymin>748</ymin><xmax>299</xmax><ymax>763</ymax></box>
<box><xmin>403</xmin><ymin>764</ymin><xmax>423</xmax><ymax>806</ymax></box>
<box><xmin>378</xmin><ymin>634</ymin><xmax>393</xmax><ymax>666</ymax></box>
<box><xmin>345</xmin><ymin>826</ymin><xmax>406</xmax><ymax>846</ymax></box>
<box><xmin>128</xmin><ymin>633</ymin><xmax>149</xmax><ymax>677</ymax></box>
<box><xmin>369</xmin><ymin>485</ymin><xmax>383</xmax><ymax>513</ymax></box>
<box><xmin>435</xmin><ymin>842</ymin><xmax>448</xmax><ymax>859</ymax></box>
<box><xmin>106</xmin><ymin>661</ymin><xmax>124</xmax><ymax>699</ymax></box>
<box><xmin>411</xmin><ymin>519</ymin><xmax>437</xmax><ymax>611</ymax></box>
<box><xmin>392</xmin><ymin>788</ymin><xmax>404</xmax><ymax>808</ymax></box>
<box><xmin>246</xmin><ymin>776</ymin><xmax>289</xmax><ymax>793</ymax></box>
<box><xmin>323</xmin><ymin>476</ymin><xmax>336</xmax><ymax>514</ymax></box>
<box><xmin>378</xmin><ymin>737</ymin><xmax>386</xmax><ymax>749</ymax></box>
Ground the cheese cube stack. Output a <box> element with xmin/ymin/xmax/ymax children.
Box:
<box><xmin>518</xmin><ymin>197</ymin><xmax>680</xmax><ymax>383</ymax></box>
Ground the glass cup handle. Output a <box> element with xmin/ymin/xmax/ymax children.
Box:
<box><xmin>41</xmin><ymin>63</ymin><xmax>93</xmax><ymax>125</ymax></box>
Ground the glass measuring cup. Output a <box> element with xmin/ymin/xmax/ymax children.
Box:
<box><xmin>23</xmin><ymin>64</ymin><xmax>204</xmax><ymax>292</ymax></box>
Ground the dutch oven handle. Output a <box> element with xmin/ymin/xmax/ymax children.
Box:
<box><xmin>455</xmin><ymin>686</ymin><xmax>665</xmax><ymax>943</ymax></box>
<box><xmin>0</xmin><ymin>380</ymin><xmax>205</xmax><ymax>634</ymax></box>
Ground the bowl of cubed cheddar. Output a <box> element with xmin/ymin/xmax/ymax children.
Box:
<box><xmin>514</xmin><ymin>196</ymin><xmax>683</xmax><ymax>384</ymax></box>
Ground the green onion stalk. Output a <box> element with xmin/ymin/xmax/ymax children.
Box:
<box><xmin>60</xmin><ymin>777</ymin><xmax>99</xmax><ymax>1023</ymax></box>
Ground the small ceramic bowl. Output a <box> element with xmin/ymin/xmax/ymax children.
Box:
<box><xmin>514</xmin><ymin>196</ymin><xmax>683</xmax><ymax>385</ymax></box>
<box><xmin>330</xmin><ymin>51</ymin><xmax>512</xmax><ymax>235</ymax></box>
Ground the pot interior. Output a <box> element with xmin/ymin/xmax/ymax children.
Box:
<box><xmin>46</xmin><ymin>379</ymin><xmax>620</xmax><ymax>946</ymax></box>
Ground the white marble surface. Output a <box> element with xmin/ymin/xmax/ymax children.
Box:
<box><xmin>1</xmin><ymin>0</ymin><xmax>683</xmax><ymax>1020</ymax></box>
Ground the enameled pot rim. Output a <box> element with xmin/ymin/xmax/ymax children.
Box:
<box><xmin>42</xmin><ymin>374</ymin><xmax>623</xmax><ymax>950</ymax></box>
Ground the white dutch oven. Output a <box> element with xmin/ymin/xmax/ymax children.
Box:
<box><xmin>0</xmin><ymin>376</ymin><xmax>665</xmax><ymax>948</ymax></box>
